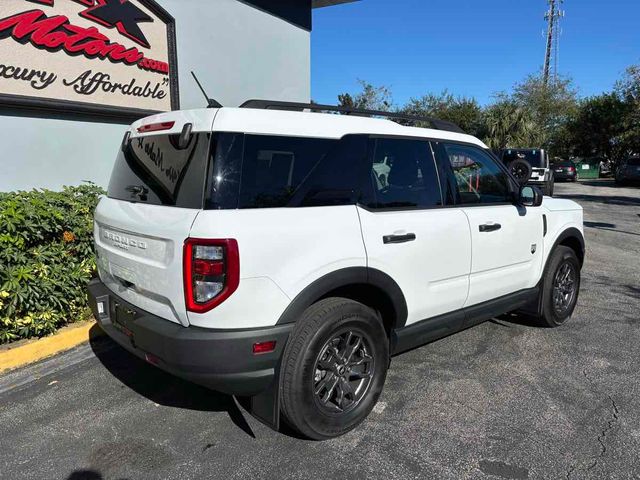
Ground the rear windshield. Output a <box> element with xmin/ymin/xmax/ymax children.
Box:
<box><xmin>108</xmin><ymin>133</ymin><xmax>211</xmax><ymax>208</ymax></box>
<box><xmin>556</xmin><ymin>161</ymin><xmax>575</xmax><ymax>167</ymax></box>
<box><xmin>502</xmin><ymin>150</ymin><xmax>546</xmax><ymax>168</ymax></box>
<box><xmin>627</xmin><ymin>158</ymin><xmax>640</xmax><ymax>166</ymax></box>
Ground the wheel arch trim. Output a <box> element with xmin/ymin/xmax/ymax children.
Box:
<box><xmin>276</xmin><ymin>267</ymin><xmax>409</xmax><ymax>328</ymax></box>
<box><xmin>548</xmin><ymin>227</ymin><xmax>585</xmax><ymax>268</ymax></box>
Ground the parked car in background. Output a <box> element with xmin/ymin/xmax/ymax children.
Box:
<box><xmin>616</xmin><ymin>157</ymin><xmax>640</xmax><ymax>185</ymax></box>
<box><xmin>553</xmin><ymin>160</ymin><xmax>579</xmax><ymax>182</ymax></box>
<box><xmin>499</xmin><ymin>148</ymin><xmax>554</xmax><ymax>196</ymax></box>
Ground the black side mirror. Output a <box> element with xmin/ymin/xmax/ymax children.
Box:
<box><xmin>520</xmin><ymin>185</ymin><xmax>543</xmax><ymax>207</ymax></box>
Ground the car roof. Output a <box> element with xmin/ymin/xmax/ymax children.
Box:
<box><xmin>132</xmin><ymin>107</ymin><xmax>488</xmax><ymax>148</ymax></box>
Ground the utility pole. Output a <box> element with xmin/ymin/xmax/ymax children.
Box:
<box><xmin>543</xmin><ymin>0</ymin><xmax>565</xmax><ymax>86</ymax></box>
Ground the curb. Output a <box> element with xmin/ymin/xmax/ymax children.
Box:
<box><xmin>0</xmin><ymin>321</ymin><xmax>104</xmax><ymax>374</ymax></box>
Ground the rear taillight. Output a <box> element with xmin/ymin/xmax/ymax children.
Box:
<box><xmin>184</xmin><ymin>239</ymin><xmax>239</xmax><ymax>313</ymax></box>
<box><xmin>568</xmin><ymin>167</ymin><xmax>575</xmax><ymax>172</ymax></box>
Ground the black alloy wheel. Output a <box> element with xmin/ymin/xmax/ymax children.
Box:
<box><xmin>312</xmin><ymin>329</ymin><xmax>374</xmax><ymax>414</ymax></box>
<box><xmin>552</xmin><ymin>261</ymin><xmax>578</xmax><ymax>316</ymax></box>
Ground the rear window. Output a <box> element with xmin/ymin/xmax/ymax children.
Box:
<box><xmin>627</xmin><ymin>158</ymin><xmax>640</xmax><ymax>166</ymax></box>
<box><xmin>108</xmin><ymin>133</ymin><xmax>211</xmax><ymax>208</ymax></box>
<box><xmin>502</xmin><ymin>150</ymin><xmax>546</xmax><ymax>168</ymax></box>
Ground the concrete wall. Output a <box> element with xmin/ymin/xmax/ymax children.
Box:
<box><xmin>0</xmin><ymin>0</ymin><xmax>310</xmax><ymax>192</ymax></box>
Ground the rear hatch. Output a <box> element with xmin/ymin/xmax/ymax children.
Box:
<box><xmin>95</xmin><ymin>111</ymin><xmax>216</xmax><ymax>326</ymax></box>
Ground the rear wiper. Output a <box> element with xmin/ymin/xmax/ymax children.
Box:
<box><xmin>125</xmin><ymin>185</ymin><xmax>149</xmax><ymax>201</ymax></box>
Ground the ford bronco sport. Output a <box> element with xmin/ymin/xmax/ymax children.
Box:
<box><xmin>88</xmin><ymin>101</ymin><xmax>584</xmax><ymax>440</ymax></box>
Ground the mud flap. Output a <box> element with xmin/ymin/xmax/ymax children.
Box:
<box><xmin>240</xmin><ymin>362</ymin><xmax>282</xmax><ymax>431</ymax></box>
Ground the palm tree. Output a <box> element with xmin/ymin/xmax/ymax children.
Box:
<box><xmin>483</xmin><ymin>100</ymin><xmax>541</xmax><ymax>150</ymax></box>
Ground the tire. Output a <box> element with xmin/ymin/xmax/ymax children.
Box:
<box><xmin>508</xmin><ymin>159</ymin><xmax>533</xmax><ymax>184</ymax></box>
<box><xmin>538</xmin><ymin>246</ymin><xmax>581</xmax><ymax>328</ymax></box>
<box><xmin>543</xmin><ymin>181</ymin><xmax>553</xmax><ymax>196</ymax></box>
<box><xmin>280</xmin><ymin>297</ymin><xmax>389</xmax><ymax>440</ymax></box>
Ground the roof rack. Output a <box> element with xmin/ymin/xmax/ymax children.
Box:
<box><xmin>239</xmin><ymin>99</ymin><xmax>466</xmax><ymax>134</ymax></box>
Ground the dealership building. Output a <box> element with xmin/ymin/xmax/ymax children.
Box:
<box><xmin>0</xmin><ymin>0</ymin><xmax>356</xmax><ymax>192</ymax></box>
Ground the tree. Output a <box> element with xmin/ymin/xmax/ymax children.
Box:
<box><xmin>506</xmin><ymin>74</ymin><xmax>579</xmax><ymax>151</ymax></box>
<box><xmin>337</xmin><ymin>80</ymin><xmax>393</xmax><ymax>111</ymax></box>
<box><xmin>400</xmin><ymin>91</ymin><xmax>483</xmax><ymax>137</ymax></box>
<box><xmin>482</xmin><ymin>100</ymin><xmax>539</xmax><ymax>151</ymax></box>
<box><xmin>565</xmin><ymin>93</ymin><xmax>631</xmax><ymax>161</ymax></box>
<box><xmin>615</xmin><ymin>65</ymin><xmax>640</xmax><ymax>157</ymax></box>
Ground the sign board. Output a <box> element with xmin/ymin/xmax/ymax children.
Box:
<box><xmin>0</xmin><ymin>0</ymin><xmax>179</xmax><ymax>123</ymax></box>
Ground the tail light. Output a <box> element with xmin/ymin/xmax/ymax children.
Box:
<box><xmin>184</xmin><ymin>239</ymin><xmax>239</xmax><ymax>313</ymax></box>
<box><xmin>568</xmin><ymin>167</ymin><xmax>575</xmax><ymax>172</ymax></box>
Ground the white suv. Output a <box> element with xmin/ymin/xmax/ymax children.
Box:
<box><xmin>88</xmin><ymin>101</ymin><xmax>585</xmax><ymax>440</ymax></box>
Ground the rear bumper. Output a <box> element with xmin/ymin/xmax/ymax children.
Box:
<box><xmin>87</xmin><ymin>278</ymin><xmax>292</xmax><ymax>396</ymax></box>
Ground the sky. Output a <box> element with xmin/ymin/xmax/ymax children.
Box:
<box><xmin>311</xmin><ymin>0</ymin><xmax>640</xmax><ymax>106</ymax></box>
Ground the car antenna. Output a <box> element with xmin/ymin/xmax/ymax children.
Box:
<box><xmin>191</xmin><ymin>71</ymin><xmax>223</xmax><ymax>108</ymax></box>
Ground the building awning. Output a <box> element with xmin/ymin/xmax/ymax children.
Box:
<box><xmin>312</xmin><ymin>0</ymin><xmax>359</xmax><ymax>8</ymax></box>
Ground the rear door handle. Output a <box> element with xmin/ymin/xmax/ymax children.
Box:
<box><xmin>383</xmin><ymin>233</ymin><xmax>417</xmax><ymax>244</ymax></box>
<box><xmin>479</xmin><ymin>223</ymin><xmax>502</xmax><ymax>233</ymax></box>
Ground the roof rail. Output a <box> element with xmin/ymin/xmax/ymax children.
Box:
<box><xmin>239</xmin><ymin>99</ymin><xmax>465</xmax><ymax>134</ymax></box>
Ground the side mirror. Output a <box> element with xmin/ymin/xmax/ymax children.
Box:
<box><xmin>520</xmin><ymin>185</ymin><xmax>543</xmax><ymax>207</ymax></box>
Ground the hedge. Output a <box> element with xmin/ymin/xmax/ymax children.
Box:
<box><xmin>0</xmin><ymin>184</ymin><xmax>104</xmax><ymax>344</ymax></box>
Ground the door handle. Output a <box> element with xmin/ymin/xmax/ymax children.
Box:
<box><xmin>479</xmin><ymin>223</ymin><xmax>502</xmax><ymax>233</ymax></box>
<box><xmin>383</xmin><ymin>233</ymin><xmax>417</xmax><ymax>244</ymax></box>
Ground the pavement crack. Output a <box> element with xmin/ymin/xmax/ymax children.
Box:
<box><xmin>580</xmin><ymin>368</ymin><xmax>621</xmax><ymax>474</ymax></box>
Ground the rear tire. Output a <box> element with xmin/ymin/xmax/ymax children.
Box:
<box><xmin>538</xmin><ymin>246</ymin><xmax>581</xmax><ymax>328</ymax></box>
<box><xmin>280</xmin><ymin>298</ymin><xmax>389</xmax><ymax>440</ymax></box>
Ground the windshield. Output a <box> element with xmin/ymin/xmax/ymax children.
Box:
<box><xmin>502</xmin><ymin>150</ymin><xmax>546</xmax><ymax>168</ymax></box>
<box><xmin>108</xmin><ymin>133</ymin><xmax>211</xmax><ymax>208</ymax></box>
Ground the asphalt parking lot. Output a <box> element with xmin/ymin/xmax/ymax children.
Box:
<box><xmin>1</xmin><ymin>180</ymin><xmax>639</xmax><ymax>480</ymax></box>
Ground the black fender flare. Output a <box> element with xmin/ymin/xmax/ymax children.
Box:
<box><xmin>547</xmin><ymin>227</ymin><xmax>585</xmax><ymax>269</ymax></box>
<box><xmin>276</xmin><ymin>267</ymin><xmax>408</xmax><ymax>329</ymax></box>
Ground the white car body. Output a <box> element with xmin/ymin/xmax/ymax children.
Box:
<box><xmin>89</xmin><ymin>105</ymin><xmax>584</xmax><ymax>409</ymax></box>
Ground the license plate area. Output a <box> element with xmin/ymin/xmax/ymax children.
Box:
<box><xmin>107</xmin><ymin>299</ymin><xmax>137</xmax><ymax>338</ymax></box>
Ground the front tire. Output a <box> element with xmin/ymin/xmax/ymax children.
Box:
<box><xmin>539</xmin><ymin>246</ymin><xmax>581</xmax><ymax>327</ymax></box>
<box><xmin>280</xmin><ymin>298</ymin><xmax>389</xmax><ymax>440</ymax></box>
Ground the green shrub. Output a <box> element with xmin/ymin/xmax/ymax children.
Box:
<box><xmin>0</xmin><ymin>184</ymin><xmax>105</xmax><ymax>344</ymax></box>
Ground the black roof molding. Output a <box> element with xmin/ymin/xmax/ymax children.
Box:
<box><xmin>239</xmin><ymin>99</ymin><xmax>466</xmax><ymax>134</ymax></box>
<box><xmin>312</xmin><ymin>0</ymin><xmax>360</xmax><ymax>8</ymax></box>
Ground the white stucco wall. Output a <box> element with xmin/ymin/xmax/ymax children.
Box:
<box><xmin>0</xmin><ymin>0</ymin><xmax>311</xmax><ymax>192</ymax></box>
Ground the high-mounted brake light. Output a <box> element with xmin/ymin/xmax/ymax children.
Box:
<box><xmin>137</xmin><ymin>121</ymin><xmax>175</xmax><ymax>133</ymax></box>
<box><xmin>184</xmin><ymin>239</ymin><xmax>239</xmax><ymax>313</ymax></box>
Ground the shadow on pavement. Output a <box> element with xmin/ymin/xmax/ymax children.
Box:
<box><xmin>558</xmin><ymin>192</ymin><xmax>640</xmax><ymax>207</ymax></box>
<box><xmin>88</xmin><ymin>326</ymin><xmax>255</xmax><ymax>438</ymax></box>
<box><xmin>583</xmin><ymin>220</ymin><xmax>640</xmax><ymax>237</ymax></box>
<box><xmin>66</xmin><ymin>470</ymin><xmax>127</xmax><ymax>480</ymax></box>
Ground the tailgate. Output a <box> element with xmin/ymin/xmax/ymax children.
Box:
<box><xmin>95</xmin><ymin>198</ymin><xmax>199</xmax><ymax>326</ymax></box>
<box><xmin>96</xmin><ymin>111</ymin><xmax>218</xmax><ymax>326</ymax></box>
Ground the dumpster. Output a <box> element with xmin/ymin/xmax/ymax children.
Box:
<box><xmin>575</xmin><ymin>158</ymin><xmax>601</xmax><ymax>180</ymax></box>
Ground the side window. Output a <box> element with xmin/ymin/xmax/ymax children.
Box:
<box><xmin>439</xmin><ymin>143</ymin><xmax>512</xmax><ymax>205</ymax></box>
<box><xmin>362</xmin><ymin>138</ymin><xmax>442</xmax><ymax>209</ymax></box>
<box><xmin>294</xmin><ymin>135</ymin><xmax>369</xmax><ymax>207</ymax></box>
<box><xmin>238</xmin><ymin>135</ymin><xmax>338</xmax><ymax>208</ymax></box>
